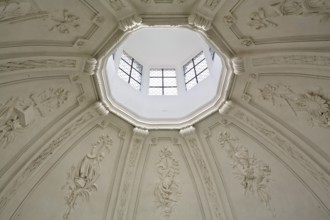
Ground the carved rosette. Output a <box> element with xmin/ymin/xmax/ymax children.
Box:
<box><xmin>223</xmin><ymin>14</ymin><xmax>236</xmax><ymax>26</ymax></box>
<box><xmin>50</xmin><ymin>10</ymin><xmax>80</xmax><ymax>34</ymax></box>
<box><xmin>62</xmin><ymin>135</ymin><xmax>112</xmax><ymax>219</ymax></box>
<box><xmin>154</xmin><ymin>147</ymin><xmax>181</xmax><ymax>217</ymax></box>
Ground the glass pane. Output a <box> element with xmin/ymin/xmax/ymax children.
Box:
<box><xmin>163</xmin><ymin>69</ymin><xmax>176</xmax><ymax>77</ymax></box>
<box><xmin>150</xmin><ymin>69</ymin><xmax>162</xmax><ymax>77</ymax></box>
<box><xmin>186</xmin><ymin>79</ymin><xmax>197</xmax><ymax>90</ymax></box>
<box><xmin>131</xmin><ymin>69</ymin><xmax>142</xmax><ymax>82</ymax></box>
<box><xmin>197</xmin><ymin>69</ymin><xmax>210</xmax><ymax>82</ymax></box>
<box><xmin>121</xmin><ymin>52</ymin><xmax>132</xmax><ymax>64</ymax></box>
<box><xmin>164</xmin><ymin>88</ymin><xmax>178</xmax><ymax>96</ymax></box>
<box><xmin>149</xmin><ymin>77</ymin><xmax>162</xmax><ymax>86</ymax></box>
<box><xmin>195</xmin><ymin>60</ymin><xmax>208</xmax><ymax>74</ymax></box>
<box><xmin>149</xmin><ymin>88</ymin><xmax>162</xmax><ymax>96</ymax></box>
<box><xmin>119</xmin><ymin>60</ymin><xmax>131</xmax><ymax>74</ymax></box>
<box><xmin>118</xmin><ymin>69</ymin><xmax>129</xmax><ymax>82</ymax></box>
<box><xmin>164</xmin><ymin>78</ymin><xmax>177</xmax><ymax>86</ymax></box>
<box><xmin>194</xmin><ymin>52</ymin><xmax>205</xmax><ymax>64</ymax></box>
<box><xmin>184</xmin><ymin>69</ymin><xmax>195</xmax><ymax>82</ymax></box>
<box><xmin>129</xmin><ymin>79</ymin><xmax>140</xmax><ymax>90</ymax></box>
<box><xmin>132</xmin><ymin>61</ymin><xmax>142</xmax><ymax>73</ymax></box>
<box><xmin>183</xmin><ymin>61</ymin><xmax>194</xmax><ymax>73</ymax></box>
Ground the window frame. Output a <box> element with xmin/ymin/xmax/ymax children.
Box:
<box><xmin>183</xmin><ymin>51</ymin><xmax>210</xmax><ymax>90</ymax></box>
<box><xmin>149</xmin><ymin>68</ymin><xmax>178</xmax><ymax>96</ymax></box>
<box><xmin>117</xmin><ymin>51</ymin><xmax>143</xmax><ymax>90</ymax></box>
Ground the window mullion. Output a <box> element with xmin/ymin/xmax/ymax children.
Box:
<box><xmin>128</xmin><ymin>58</ymin><xmax>134</xmax><ymax>83</ymax></box>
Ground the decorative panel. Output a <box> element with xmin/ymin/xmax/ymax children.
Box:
<box><xmin>0</xmin><ymin>73</ymin><xmax>85</xmax><ymax>180</ymax></box>
<box><xmin>196</xmin><ymin>113</ymin><xmax>330</xmax><ymax>220</ymax></box>
<box><xmin>132</xmin><ymin>136</ymin><xmax>205</xmax><ymax>220</ymax></box>
<box><xmin>8</xmin><ymin>121</ymin><xmax>126</xmax><ymax>220</ymax></box>
<box><xmin>0</xmin><ymin>0</ymin><xmax>117</xmax><ymax>54</ymax></box>
<box><xmin>213</xmin><ymin>0</ymin><xmax>330</xmax><ymax>52</ymax></box>
<box><xmin>242</xmin><ymin>72</ymin><xmax>330</xmax><ymax>164</ymax></box>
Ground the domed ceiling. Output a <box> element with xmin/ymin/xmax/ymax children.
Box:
<box><xmin>0</xmin><ymin>0</ymin><xmax>330</xmax><ymax>220</ymax></box>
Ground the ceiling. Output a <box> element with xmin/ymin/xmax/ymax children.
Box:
<box><xmin>0</xmin><ymin>0</ymin><xmax>329</xmax><ymax>220</ymax></box>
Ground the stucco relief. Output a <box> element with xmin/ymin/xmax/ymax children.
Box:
<box><xmin>252</xmin><ymin>55</ymin><xmax>330</xmax><ymax>67</ymax></box>
<box><xmin>0</xmin><ymin>59</ymin><xmax>76</xmax><ymax>73</ymax></box>
<box><xmin>50</xmin><ymin>9</ymin><xmax>80</xmax><ymax>34</ymax></box>
<box><xmin>0</xmin><ymin>0</ymin><xmax>48</xmax><ymax>24</ymax></box>
<box><xmin>259</xmin><ymin>83</ymin><xmax>330</xmax><ymax>128</ymax></box>
<box><xmin>0</xmin><ymin>112</ymin><xmax>94</xmax><ymax>212</ymax></box>
<box><xmin>109</xmin><ymin>0</ymin><xmax>125</xmax><ymax>11</ymax></box>
<box><xmin>248</xmin><ymin>0</ymin><xmax>330</xmax><ymax>30</ymax></box>
<box><xmin>203</xmin><ymin>0</ymin><xmax>221</xmax><ymax>10</ymax></box>
<box><xmin>154</xmin><ymin>146</ymin><xmax>181</xmax><ymax>217</ymax></box>
<box><xmin>117</xmin><ymin>138</ymin><xmax>142</xmax><ymax>220</ymax></box>
<box><xmin>234</xmin><ymin>110</ymin><xmax>330</xmax><ymax>191</ymax></box>
<box><xmin>0</xmin><ymin>88</ymin><xmax>70</xmax><ymax>149</ymax></box>
<box><xmin>62</xmin><ymin>135</ymin><xmax>112</xmax><ymax>219</ymax></box>
<box><xmin>188</xmin><ymin>138</ymin><xmax>223</xmax><ymax>220</ymax></box>
<box><xmin>218</xmin><ymin>132</ymin><xmax>273</xmax><ymax>209</ymax></box>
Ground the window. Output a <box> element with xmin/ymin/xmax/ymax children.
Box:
<box><xmin>117</xmin><ymin>51</ymin><xmax>143</xmax><ymax>90</ymax></box>
<box><xmin>209</xmin><ymin>47</ymin><xmax>215</xmax><ymax>61</ymax></box>
<box><xmin>149</xmin><ymin>68</ymin><xmax>178</xmax><ymax>96</ymax></box>
<box><xmin>183</xmin><ymin>51</ymin><xmax>210</xmax><ymax>90</ymax></box>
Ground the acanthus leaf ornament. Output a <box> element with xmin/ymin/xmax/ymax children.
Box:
<box><xmin>62</xmin><ymin>135</ymin><xmax>112</xmax><ymax>219</ymax></box>
<box><xmin>259</xmin><ymin>83</ymin><xmax>330</xmax><ymax>127</ymax></box>
<box><xmin>0</xmin><ymin>0</ymin><xmax>48</xmax><ymax>24</ymax></box>
<box><xmin>248</xmin><ymin>0</ymin><xmax>330</xmax><ymax>30</ymax></box>
<box><xmin>0</xmin><ymin>59</ymin><xmax>76</xmax><ymax>73</ymax></box>
<box><xmin>0</xmin><ymin>112</ymin><xmax>94</xmax><ymax>212</ymax></box>
<box><xmin>252</xmin><ymin>55</ymin><xmax>330</xmax><ymax>67</ymax></box>
<box><xmin>248</xmin><ymin>8</ymin><xmax>278</xmax><ymax>30</ymax></box>
<box><xmin>154</xmin><ymin>146</ymin><xmax>181</xmax><ymax>217</ymax></box>
<box><xmin>0</xmin><ymin>88</ymin><xmax>70</xmax><ymax>148</ymax></box>
<box><xmin>218</xmin><ymin>132</ymin><xmax>274</xmax><ymax>210</ymax></box>
<box><xmin>234</xmin><ymin>110</ymin><xmax>330</xmax><ymax>191</ymax></box>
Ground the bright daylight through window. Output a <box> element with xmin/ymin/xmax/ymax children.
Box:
<box><xmin>184</xmin><ymin>51</ymin><xmax>210</xmax><ymax>90</ymax></box>
<box><xmin>105</xmin><ymin>27</ymin><xmax>225</xmax><ymax>126</ymax></box>
<box><xmin>149</xmin><ymin>68</ymin><xmax>178</xmax><ymax>96</ymax></box>
<box><xmin>117</xmin><ymin>51</ymin><xmax>143</xmax><ymax>90</ymax></box>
